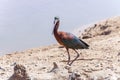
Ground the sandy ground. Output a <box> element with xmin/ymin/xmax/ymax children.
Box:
<box><xmin>0</xmin><ymin>16</ymin><xmax>120</xmax><ymax>80</ymax></box>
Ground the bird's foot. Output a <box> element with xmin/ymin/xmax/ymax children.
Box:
<box><xmin>64</xmin><ymin>65</ymin><xmax>72</xmax><ymax>73</ymax></box>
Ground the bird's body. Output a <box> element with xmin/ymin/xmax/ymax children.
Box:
<box><xmin>53</xmin><ymin>17</ymin><xmax>89</xmax><ymax>66</ymax></box>
<box><xmin>54</xmin><ymin>31</ymin><xmax>89</xmax><ymax>49</ymax></box>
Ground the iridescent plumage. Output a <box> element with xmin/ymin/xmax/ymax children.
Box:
<box><xmin>53</xmin><ymin>17</ymin><xmax>89</xmax><ymax>66</ymax></box>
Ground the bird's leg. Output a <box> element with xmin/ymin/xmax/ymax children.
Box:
<box><xmin>66</xmin><ymin>48</ymin><xmax>70</xmax><ymax>65</ymax></box>
<box><xmin>69</xmin><ymin>49</ymin><xmax>80</xmax><ymax>66</ymax></box>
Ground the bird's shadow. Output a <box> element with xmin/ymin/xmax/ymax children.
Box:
<box><xmin>61</xmin><ymin>58</ymin><xmax>104</xmax><ymax>62</ymax></box>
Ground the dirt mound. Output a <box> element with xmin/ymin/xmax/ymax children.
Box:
<box><xmin>81</xmin><ymin>16</ymin><xmax>120</xmax><ymax>39</ymax></box>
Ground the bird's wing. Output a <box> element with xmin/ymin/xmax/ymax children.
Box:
<box><xmin>60</xmin><ymin>32</ymin><xmax>89</xmax><ymax>49</ymax></box>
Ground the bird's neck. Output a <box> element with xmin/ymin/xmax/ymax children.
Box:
<box><xmin>53</xmin><ymin>20</ymin><xmax>64</xmax><ymax>45</ymax></box>
<box><xmin>53</xmin><ymin>20</ymin><xmax>59</xmax><ymax>35</ymax></box>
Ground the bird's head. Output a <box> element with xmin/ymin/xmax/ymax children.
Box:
<box><xmin>54</xmin><ymin>16</ymin><xmax>59</xmax><ymax>24</ymax></box>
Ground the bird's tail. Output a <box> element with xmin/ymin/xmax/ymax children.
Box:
<box><xmin>79</xmin><ymin>39</ymin><xmax>89</xmax><ymax>49</ymax></box>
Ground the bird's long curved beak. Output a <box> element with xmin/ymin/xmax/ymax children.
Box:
<box><xmin>52</xmin><ymin>20</ymin><xmax>56</xmax><ymax>34</ymax></box>
<box><xmin>54</xmin><ymin>19</ymin><xmax>57</xmax><ymax>24</ymax></box>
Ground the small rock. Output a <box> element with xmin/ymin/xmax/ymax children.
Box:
<box><xmin>8</xmin><ymin>64</ymin><xmax>31</xmax><ymax>80</ymax></box>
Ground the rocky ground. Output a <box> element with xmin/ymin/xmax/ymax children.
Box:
<box><xmin>0</xmin><ymin>16</ymin><xmax>120</xmax><ymax>80</ymax></box>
